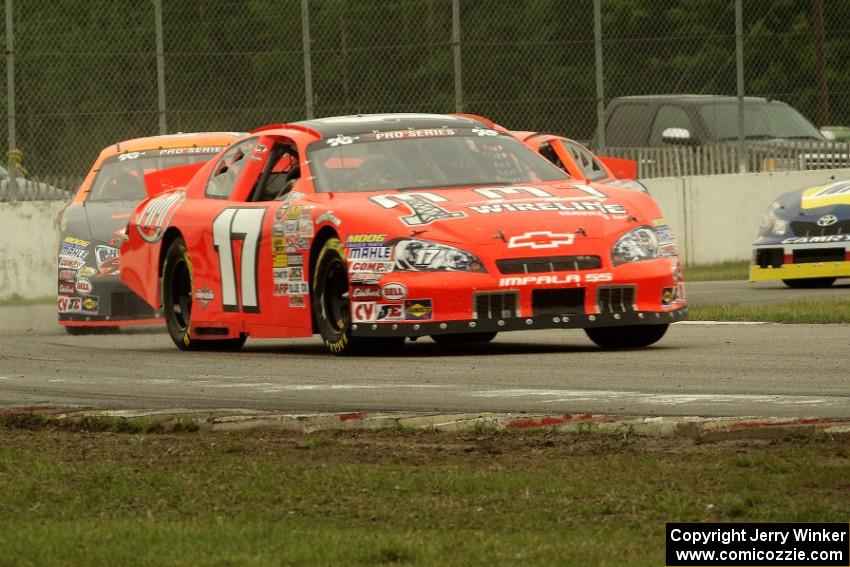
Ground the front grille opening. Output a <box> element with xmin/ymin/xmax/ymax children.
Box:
<box><xmin>755</xmin><ymin>248</ymin><xmax>784</xmax><ymax>268</ymax></box>
<box><xmin>497</xmin><ymin>255</ymin><xmax>602</xmax><ymax>274</ymax></box>
<box><xmin>792</xmin><ymin>248</ymin><xmax>845</xmax><ymax>264</ymax></box>
<box><xmin>474</xmin><ymin>292</ymin><xmax>518</xmax><ymax>320</ymax></box>
<box><xmin>597</xmin><ymin>286</ymin><xmax>636</xmax><ymax>313</ymax></box>
<box><xmin>531</xmin><ymin>288</ymin><xmax>585</xmax><ymax>317</ymax></box>
<box><xmin>111</xmin><ymin>292</ymin><xmax>157</xmax><ymax>319</ymax></box>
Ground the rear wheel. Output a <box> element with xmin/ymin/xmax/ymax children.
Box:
<box><xmin>162</xmin><ymin>237</ymin><xmax>246</xmax><ymax>351</ymax></box>
<box><xmin>782</xmin><ymin>278</ymin><xmax>835</xmax><ymax>288</ymax></box>
<box><xmin>312</xmin><ymin>237</ymin><xmax>404</xmax><ymax>355</ymax></box>
<box><xmin>431</xmin><ymin>332</ymin><xmax>498</xmax><ymax>345</ymax></box>
<box><xmin>584</xmin><ymin>324</ymin><xmax>669</xmax><ymax>349</ymax></box>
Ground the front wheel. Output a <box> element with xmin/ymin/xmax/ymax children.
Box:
<box><xmin>584</xmin><ymin>324</ymin><xmax>669</xmax><ymax>349</ymax></box>
<box><xmin>162</xmin><ymin>237</ymin><xmax>246</xmax><ymax>351</ymax></box>
<box><xmin>312</xmin><ymin>237</ymin><xmax>404</xmax><ymax>355</ymax></box>
<box><xmin>782</xmin><ymin>278</ymin><xmax>835</xmax><ymax>289</ymax></box>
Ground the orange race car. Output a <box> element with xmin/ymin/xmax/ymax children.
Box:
<box><xmin>119</xmin><ymin>113</ymin><xmax>686</xmax><ymax>355</ymax></box>
<box><xmin>516</xmin><ymin>131</ymin><xmax>648</xmax><ymax>192</ymax></box>
<box><xmin>57</xmin><ymin>132</ymin><xmax>241</xmax><ymax>333</ymax></box>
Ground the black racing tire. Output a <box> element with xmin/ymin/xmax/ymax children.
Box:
<box><xmin>782</xmin><ymin>278</ymin><xmax>836</xmax><ymax>289</ymax></box>
<box><xmin>312</xmin><ymin>237</ymin><xmax>404</xmax><ymax>356</ymax></box>
<box><xmin>431</xmin><ymin>332</ymin><xmax>498</xmax><ymax>345</ymax></box>
<box><xmin>162</xmin><ymin>237</ymin><xmax>246</xmax><ymax>352</ymax></box>
<box><xmin>584</xmin><ymin>324</ymin><xmax>669</xmax><ymax>349</ymax></box>
<box><xmin>64</xmin><ymin>325</ymin><xmax>120</xmax><ymax>335</ymax></box>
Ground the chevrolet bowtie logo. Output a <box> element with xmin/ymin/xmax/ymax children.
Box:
<box><xmin>507</xmin><ymin>231</ymin><xmax>575</xmax><ymax>249</ymax></box>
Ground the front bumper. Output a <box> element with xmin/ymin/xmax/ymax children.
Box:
<box><xmin>58</xmin><ymin>275</ymin><xmax>160</xmax><ymax>326</ymax></box>
<box><xmin>349</xmin><ymin>258</ymin><xmax>686</xmax><ymax>337</ymax></box>
<box><xmin>352</xmin><ymin>306</ymin><xmax>686</xmax><ymax>337</ymax></box>
<box><xmin>750</xmin><ymin>242</ymin><xmax>850</xmax><ymax>282</ymax></box>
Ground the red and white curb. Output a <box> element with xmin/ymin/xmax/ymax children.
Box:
<box><xmin>3</xmin><ymin>406</ymin><xmax>850</xmax><ymax>435</ymax></box>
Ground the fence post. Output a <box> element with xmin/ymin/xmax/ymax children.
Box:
<box><xmin>593</xmin><ymin>0</ymin><xmax>606</xmax><ymax>149</ymax></box>
<box><xmin>452</xmin><ymin>0</ymin><xmax>463</xmax><ymax>113</ymax></box>
<box><xmin>5</xmin><ymin>0</ymin><xmax>18</xmax><ymax>202</ymax></box>
<box><xmin>301</xmin><ymin>0</ymin><xmax>314</xmax><ymax>119</ymax></box>
<box><xmin>735</xmin><ymin>0</ymin><xmax>747</xmax><ymax>173</ymax></box>
<box><xmin>154</xmin><ymin>0</ymin><xmax>167</xmax><ymax>134</ymax></box>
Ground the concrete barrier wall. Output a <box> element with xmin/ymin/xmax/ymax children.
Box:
<box><xmin>3</xmin><ymin>168</ymin><xmax>850</xmax><ymax>299</ymax></box>
<box><xmin>645</xmin><ymin>168</ymin><xmax>850</xmax><ymax>265</ymax></box>
<box><xmin>0</xmin><ymin>200</ymin><xmax>65</xmax><ymax>301</ymax></box>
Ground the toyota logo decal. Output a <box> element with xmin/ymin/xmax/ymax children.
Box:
<box><xmin>817</xmin><ymin>214</ymin><xmax>838</xmax><ymax>227</ymax></box>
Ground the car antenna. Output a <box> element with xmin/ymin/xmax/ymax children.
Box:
<box><xmin>576</xmin><ymin>227</ymin><xmax>587</xmax><ymax>237</ymax></box>
<box><xmin>410</xmin><ymin>228</ymin><xmax>427</xmax><ymax>237</ymax></box>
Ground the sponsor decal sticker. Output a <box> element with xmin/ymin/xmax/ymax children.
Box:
<box><xmin>376</xmin><ymin>304</ymin><xmax>404</xmax><ymax>321</ymax></box>
<box><xmin>135</xmin><ymin>191</ymin><xmax>185</xmax><ymax>243</ymax></box>
<box><xmin>58</xmin><ymin>257</ymin><xmax>86</xmax><ymax>270</ymax></box>
<box><xmin>58</xmin><ymin>295</ymin><xmax>99</xmax><ymax>315</ymax></box>
<box><xmin>352</xmin><ymin>286</ymin><xmax>381</xmax><ymax>299</ymax></box>
<box><xmin>288</xmin><ymin>282</ymin><xmax>309</xmax><ymax>295</ymax></box>
<box><xmin>381</xmin><ymin>282</ymin><xmax>407</xmax><ymax>301</ymax></box>
<box><xmin>374</xmin><ymin>128</ymin><xmax>455</xmax><ymax>140</ymax></box>
<box><xmin>60</xmin><ymin>243</ymin><xmax>88</xmax><ymax>260</ymax></box>
<box><xmin>286</xmin><ymin>254</ymin><xmax>303</xmax><ymax>267</ymax></box>
<box><xmin>195</xmin><ymin>287</ymin><xmax>215</xmax><ymax>308</ymax></box>
<box><xmin>58</xmin><ymin>269</ymin><xmax>77</xmax><ymax>281</ymax></box>
<box><xmin>345</xmin><ymin>234</ymin><xmax>386</xmax><ymax>248</ymax></box>
<box><xmin>63</xmin><ymin>236</ymin><xmax>90</xmax><ymax>247</ymax></box>
<box><xmin>404</xmin><ymin>299</ymin><xmax>433</xmax><ymax>320</ymax></box>
<box><xmin>469</xmin><ymin>201</ymin><xmax>626</xmax><ymax>215</ymax></box>
<box><xmin>75</xmin><ymin>279</ymin><xmax>93</xmax><ymax>295</ymax></box>
<box><xmin>289</xmin><ymin>294</ymin><xmax>306</xmax><ymax>308</ymax></box>
<box><xmin>352</xmin><ymin>302</ymin><xmax>377</xmax><ymax>322</ymax></box>
<box><xmin>348</xmin><ymin>247</ymin><xmax>392</xmax><ymax>260</ymax></box>
<box><xmin>349</xmin><ymin>261</ymin><xmax>394</xmax><ymax>273</ymax></box>
<box><xmin>58</xmin><ymin>282</ymin><xmax>74</xmax><ymax>295</ymax></box>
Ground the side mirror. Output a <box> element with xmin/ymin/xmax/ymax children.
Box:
<box><xmin>820</xmin><ymin>129</ymin><xmax>836</xmax><ymax>141</ymax></box>
<box><xmin>661</xmin><ymin>127</ymin><xmax>694</xmax><ymax>146</ymax></box>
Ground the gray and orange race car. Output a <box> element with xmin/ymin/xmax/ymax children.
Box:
<box><xmin>58</xmin><ymin>132</ymin><xmax>241</xmax><ymax>333</ymax></box>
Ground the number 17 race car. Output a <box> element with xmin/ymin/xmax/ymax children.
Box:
<box><xmin>119</xmin><ymin>113</ymin><xmax>686</xmax><ymax>355</ymax></box>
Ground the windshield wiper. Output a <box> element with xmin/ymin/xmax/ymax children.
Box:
<box><xmin>396</xmin><ymin>181</ymin><xmax>513</xmax><ymax>191</ymax></box>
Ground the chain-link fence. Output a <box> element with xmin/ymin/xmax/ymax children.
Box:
<box><xmin>2</xmin><ymin>0</ymin><xmax>849</xmax><ymax>201</ymax></box>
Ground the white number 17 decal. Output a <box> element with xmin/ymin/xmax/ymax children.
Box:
<box><xmin>212</xmin><ymin>207</ymin><xmax>266</xmax><ymax>313</ymax></box>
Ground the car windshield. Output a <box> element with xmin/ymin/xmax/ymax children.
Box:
<box><xmin>87</xmin><ymin>149</ymin><xmax>221</xmax><ymax>201</ymax></box>
<box><xmin>308</xmin><ymin>129</ymin><xmax>568</xmax><ymax>193</ymax></box>
<box><xmin>702</xmin><ymin>102</ymin><xmax>823</xmax><ymax>141</ymax></box>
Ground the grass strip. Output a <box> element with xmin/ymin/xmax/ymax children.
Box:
<box><xmin>683</xmin><ymin>260</ymin><xmax>749</xmax><ymax>282</ymax></box>
<box><xmin>0</xmin><ymin>294</ymin><xmax>54</xmax><ymax>307</ymax></box>
<box><xmin>0</xmin><ymin>425</ymin><xmax>848</xmax><ymax>565</ymax></box>
<box><xmin>690</xmin><ymin>298</ymin><xmax>850</xmax><ymax>323</ymax></box>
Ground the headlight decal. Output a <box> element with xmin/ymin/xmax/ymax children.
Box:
<box><xmin>611</xmin><ymin>226</ymin><xmax>659</xmax><ymax>266</ymax></box>
<box><xmin>391</xmin><ymin>238</ymin><xmax>486</xmax><ymax>272</ymax></box>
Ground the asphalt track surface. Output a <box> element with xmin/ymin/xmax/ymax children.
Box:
<box><xmin>1</xmin><ymin>279</ymin><xmax>848</xmax><ymax>418</ymax></box>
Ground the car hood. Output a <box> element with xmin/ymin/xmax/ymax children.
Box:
<box><xmin>316</xmin><ymin>181</ymin><xmax>655</xmax><ymax>245</ymax></box>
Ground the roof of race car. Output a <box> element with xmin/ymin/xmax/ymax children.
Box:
<box><xmin>102</xmin><ymin>132</ymin><xmax>243</xmax><ymax>157</ymax></box>
<box><xmin>290</xmin><ymin>113</ymin><xmax>489</xmax><ymax>138</ymax></box>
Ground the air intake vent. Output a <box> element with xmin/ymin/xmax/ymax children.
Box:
<box><xmin>531</xmin><ymin>288</ymin><xmax>585</xmax><ymax>317</ymax></box>
<box><xmin>497</xmin><ymin>255</ymin><xmax>601</xmax><ymax>274</ymax></box>
<box><xmin>792</xmin><ymin>248</ymin><xmax>845</xmax><ymax>263</ymax></box>
<box><xmin>755</xmin><ymin>248</ymin><xmax>784</xmax><ymax>268</ymax></box>
<box><xmin>474</xmin><ymin>292</ymin><xmax>518</xmax><ymax>320</ymax></box>
<box><xmin>597</xmin><ymin>286</ymin><xmax>636</xmax><ymax>313</ymax></box>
